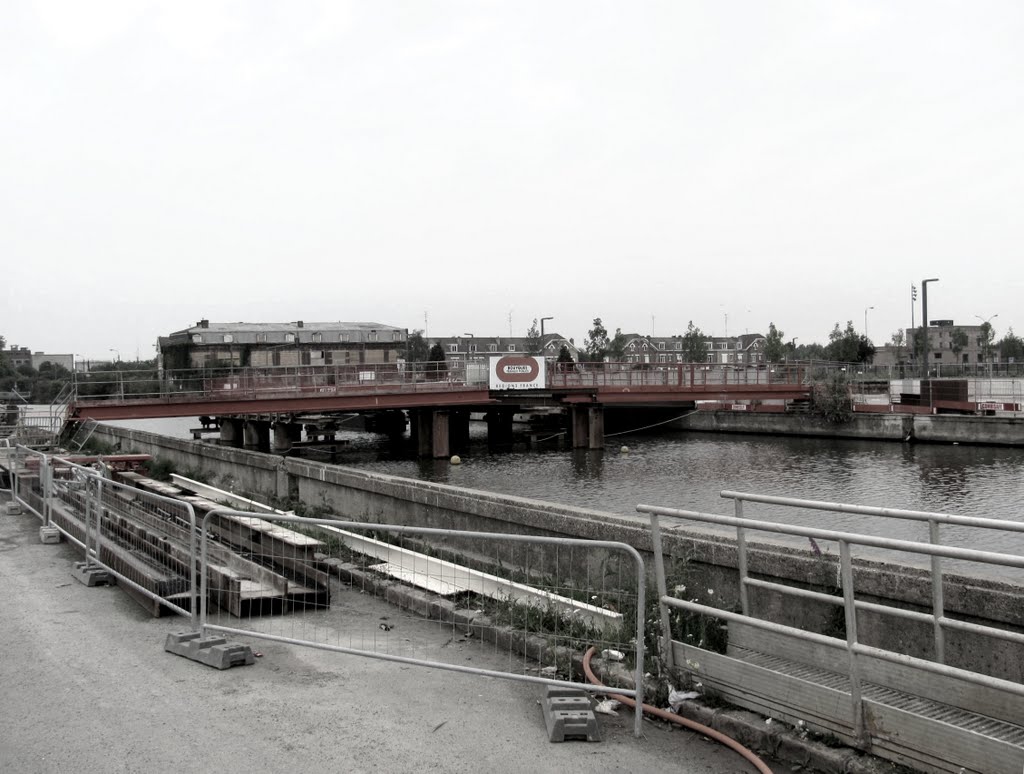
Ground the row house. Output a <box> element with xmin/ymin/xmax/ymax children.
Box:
<box><xmin>620</xmin><ymin>333</ymin><xmax>767</xmax><ymax>365</ymax></box>
<box><xmin>437</xmin><ymin>334</ymin><xmax>580</xmax><ymax>364</ymax></box>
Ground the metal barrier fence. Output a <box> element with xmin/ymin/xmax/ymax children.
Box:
<box><xmin>639</xmin><ymin>497</ymin><xmax>1024</xmax><ymax>748</ymax></box>
<box><xmin>198</xmin><ymin>509</ymin><xmax>647</xmax><ymax>736</ymax></box>
<box><xmin>10</xmin><ymin>446</ymin><xmax>198</xmax><ymax>623</ymax></box>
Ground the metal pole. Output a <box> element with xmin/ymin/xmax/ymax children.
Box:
<box><xmin>648</xmin><ymin>512</ymin><xmax>675</xmax><ymax>670</ymax></box>
<box><xmin>840</xmin><ymin>541</ymin><xmax>865</xmax><ymax>744</ymax></box>
<box><xmin>929</xmin><ymin>519</ymin><xmax>946</xmax><ymax>663</ymax></box>
<box><xmin>921</xmin><ymin>278</ymin><xmax>939</xmax><ymax>379</ymax></box>
<box><xmin>735</xmin><ymin>499</ymin><xmax>749</xmax><ymax>615</ymax></box>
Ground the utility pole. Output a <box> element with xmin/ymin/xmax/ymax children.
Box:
<box><xmin>921</xmin><ymin>278</ymin><xmax>939</xmax><ymax>378</ymax></box>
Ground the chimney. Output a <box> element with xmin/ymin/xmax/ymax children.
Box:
<box><xmin>297</xmin><ymin>320</ymin><xmax>304</xmax><ymax>328</ymax></box>
<box><xmin>198</xmin><ymin>319</ymin><xmax>209</xmax><ymax>329</ymax></box>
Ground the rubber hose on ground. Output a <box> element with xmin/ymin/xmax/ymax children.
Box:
<box><xmin>583</xmin><ymin>647</ymin><xmax>773</xmax><ymax>774</ymax></box>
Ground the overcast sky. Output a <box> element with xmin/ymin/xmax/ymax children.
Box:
<box><xmin>3</xmin><ymin>1</ymin><xmax>1022</xmax><ymax>362</ymax></box>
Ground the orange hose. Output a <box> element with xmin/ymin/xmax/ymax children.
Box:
<box><xmin>583</xmin><ymin>647</ymin><xmax>773</xmax><ymax>774</ymax></box>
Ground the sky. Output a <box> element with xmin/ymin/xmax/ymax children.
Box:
<box><xmin>2</xmin><ymin>1</ymin><xmax>1022</xmax><ymax>362</ymax></box>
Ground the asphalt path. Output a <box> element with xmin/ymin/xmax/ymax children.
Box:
<box><xmin>0</xmin><ymin>506</ymin><xmax>771</xmax><ymax>773</ymax></box>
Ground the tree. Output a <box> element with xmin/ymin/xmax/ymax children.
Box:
<box><xmin>406</xmin><ymin>330</ymin><xmax>430</xmax><ymax>363</ymax></box>
<box><xmin>825</xmin><ymin>321</ymin><xmax>875</xmax><ymax>363</ymax></box>
<box><xmin>426</xmin><ymin>342</ymin><xmax>446</xmax><ymax>381</ymax></box>
<box><xmin>950</xmin><ymin>328</ymin><xmax>969</xmax><ymax>363</ymax></box>
<box><xmin>912</xmin><ymin>327</ymin><xmax>928</xmax><ymax>363</ymax></box>
<box><xmin>584</xmin><ymin>318</ymin><xmax>609</xmax><ymax>362</ymax></box>
<box><xmin>526</xmin><ymin>319</ymin><xmax>542</xmax><ymax>354</ymax></box>
<box><xmin>979</xmin><ymin>321</ymin><xmax>996</xmax><ymax>363</ymax></box>
<box><xmin>681</xmin><ymin>321</ymin><xmax>709</xmax><ymax>363</ymax></box>
<box><xmin>998</xmin><ymin>328</ymin><xmax>1024</xmax><ymax>363</ymax></box>
<box><xmin>889</xmin><ymin>330</ymin><xmax>905</xmax><ymax>362</ymax></box>
<box><xmin>557</xmin><ymin>345</ymin><xmax>574</xmax><ymax>365</ymax></box>
<box><xmin>763</xmin><ymin>322</ymin><xmax>786</xmax><ymax>363</ymax></box>
<box><xmin>608</xmin><ymin>328</ymin><xmax>627</xmax><ymax>361</ymax></box>
<box><xmin>808</xmin><ymin>371</ymin><xmax>854</xmax><ymax>423</ymax></box>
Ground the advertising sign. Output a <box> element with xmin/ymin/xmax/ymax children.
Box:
<box><xmin>489</xmin><ymin>355</ymin><xmax>546</xmax><ymax>390</ymax></box>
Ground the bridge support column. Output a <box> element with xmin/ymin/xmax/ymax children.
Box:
<box><xmin>449</xmin><ymin>410</ymin><xmax>470</xmax><ymax>452</ymax></box>
<box><xmin>219</xmin><ymin>418</ymin><xmax>243</xmax><ymax>448</ymax></box>
<box><xmin>486</xmin><ymin>409</ymin><xmax>514</xmax><ymax>447</ymax></box>
<box><xmin>272</xmin><ymin>422</ymin><xmax>301</xmax><ymax>453</ymax></box>
<box><xmin>413</xmin><ymin>409</ymin><xmax>450</xmax><ymax>459</ymax></box>
<box><xmin>243</xmin><ymin>420</ymin><xmax>270</xmax><ymax>451</ymax></box>
<box><xmin>571</xmin><ymin>406</ymin><xmax>604</xmax><ymax>449</ymax></box>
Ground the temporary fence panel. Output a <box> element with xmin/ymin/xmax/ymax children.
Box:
<box><xmin>640</xmin><ymin>498</ymin><xmax>1024</xmax><ymax>774</ymax></box>
<box><xmin>197</xmin><ymin>509</ymin><xmax>647</xmax><ymax>736</ymax></box>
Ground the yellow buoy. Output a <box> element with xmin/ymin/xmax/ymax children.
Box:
<box><xmin>450</xmin><ymin>455</ymin><xmax>462</xmax><ymax>465</ymax></box>
<box><xmin>620</xmin><ymin>446</ymin><xmax>630</xmax><ymax>454</ymax></box>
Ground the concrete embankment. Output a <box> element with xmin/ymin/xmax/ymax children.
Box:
<box><xmin>674</xmin><ymin>410</ymin><xmax>1024</xmax><ymax>446</ymax></box>
<box><xmin>89</xmin><ymin>423</ymin><xmax>1024</xmax><ymax>685</ymax></box>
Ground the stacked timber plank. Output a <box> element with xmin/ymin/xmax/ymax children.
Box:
<box><xmin>36</xmin><ymin>460</ymin><xmax>329</xmax><ymax>618</ymax></box>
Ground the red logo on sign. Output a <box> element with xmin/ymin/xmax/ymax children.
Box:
<box><xmin>495</xmin><ymin>356</ymin><xmax>540</xmax><ymax>382</ymax></box>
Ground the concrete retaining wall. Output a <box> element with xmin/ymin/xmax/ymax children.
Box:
<box><xmin>676</xmin><ymin>410</ymin><xmax>1024</xmax><ymax>446</ymax></box>
<box><xmin>91</xmin><ymin>424</ymin><xmax>1024</xmax><ymax>682</ymax></box>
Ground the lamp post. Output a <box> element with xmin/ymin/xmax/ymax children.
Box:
<box><xmin>109</xmin><ymin>348</ymin><xmax>121</xmax><ymax>364</ymax></box>
<box><xmin>864</xmin><ymin>306</ymin><xmax>874</xmax><ymax>340</ymax></box>
<box><xmin>920</xmin><ymin>278</ymin><xmax>939</xmax><ymax>377</ymax></box>
<box><xmin>540</xmin><ymin>317</ymin><xmax>553</xmax><ymax>338</ymax></box>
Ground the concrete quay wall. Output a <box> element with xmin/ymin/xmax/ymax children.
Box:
<box><xmin>91</xmin><ymin>424</ymin><xmax>1024</xmax><ymax>682</ymax></box>
<box><xmin>675</xmin><ymin>410</ymin><xmax>1024</xmax><ymax>446</ymax></box>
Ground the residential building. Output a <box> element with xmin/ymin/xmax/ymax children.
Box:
<box><xmin>622</xmin><ymin>333</ymin><xmax>767</xmax><ymax>365</ymax></box>
<box><xmin>157</xmin><ymin>320</ymin><xmax>408</xmax><ymax>372</ymax></box>
<box><xmin>435</xmin><ymin>334</ymin><xmax>579</xmax><ymax>364</ymax></box>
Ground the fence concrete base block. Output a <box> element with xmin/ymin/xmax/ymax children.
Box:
<box><xmin>5</xmin><ymin>502</ymin><xmax>23</xmax><ymax>515</ymax></box>
<box><xmin>71</xmin><ymin>561</ymin><xmax>113</xmax><ymax>587</ymax></box>
<box><xmin>164</xmin><ymin>632</ymin><xmax>255</xmax><ymax>670</ymax></box>
<box><xmin>39</xmin><ymin>526</ymin><xmax>61</xmax><ymax>544</ymax></box>
<box><xmin>541</xmin><ymin>686</ymin><xmax>601</xmax><ymax>742</ymax></box>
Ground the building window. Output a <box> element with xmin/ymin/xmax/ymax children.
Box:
<box><xmin>448</xmin><ymin>344</ymin><xmax>458</xmax><ymax>353</ymax></box>
<box><xmin>658</xmin><ymin>343</ymin><xmax>665</xmax><ymax>350</ymax></box>
<box><xmin>312</xmin><ymin>333</ymin><xmax>322</xmax><ymax>343</ymax></box>
<box><xmin>285</xmin><ymin>333</ymin><xmax>295</xmax><ymax>343</ymax></box>
<box><xmin>369</xmin><ymin>331</ymin><xmax>378</xmax><ymax>342</ymax></box>
<box><xmin>675</xmin><ymin>342</ymin><xmax>681</xmax><ymax>351</ymax></box>
<box><xmin>489</xmin><ymin>344</ymin><xmax>497</xmax><ymax>352</ymax></box>
<box><xmin>934</xmin><ymin>352</ymin><xmax>942</xmax><ymax>360</ymax></box>
<box><xmin>508</xmin><ymin>345</ymin><xmax>515</xmax><ymax>352</ymax></box>
<box><xmin>469</xmin><ymin>344</ymin><xmax>477</xmax><ymax>353</ymax></box>
<box><xmin>256</xmin><ymin>333</ymin><xmax>267</xmax><ymax>343</ymax></box>
<box><xmin>223</xmin><ymin>334</ymin><xmax>233</xmax><ymax>343</ymax></box>
<box><xmin>192</xmin><ymin>334</ymin><xmax>202</xmax><ymax>343</ymax></box>
<box><xmin>340</xmin><ymin>333</ymin><xmax>349</xmax><ymax>342</ymax></box>
<box><xmin>393</xmin><ymin>331</ymin><xmax>401</xmax><ymax>341</ymax></box>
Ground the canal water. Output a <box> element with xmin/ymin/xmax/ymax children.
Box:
<box><xmin>107</xmin><ymin>416</ymin><xmax>1024</xmax><ymax>579</ymax></box>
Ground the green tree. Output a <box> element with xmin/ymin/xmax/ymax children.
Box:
<box><xmin>681</xmin><ymin>321</ymin><xmax>709</xmax><ymax>363</ymax></box>
<box><xmin>608</xmin><ymin>328</ymin><xmax>627</xmax><ymax>361</ymax></box>
<box><xmin>525</xmin><ymin>319</ymin><xmax>542</xmax><ymax>354</ymax></box>
<box><xmin>950</xmin><ymin>328</ymin><xmax>969</xmax><ymax>362</ymax></box>
<box><xmin>763</xmin><ymin>322</ymin><xmax>786</xmax><ymax>363</ymax></box>
<box><xmin>556</xmin><ymin>345</ymin><xmax>574</xmax><ymax>365</ymax></box>
<box><xmin>979</xmin><ymin>321</ymin><xmax>996</xmax><ymax>362</ymax></box>
<box><xmin>426</xmin><ymin>342</ymin><xmax>446</xmax><ymax>381</ymax></box>
<box><xmin>826</xmin><ymin>321</ymin><xmax>875</xmax><ymax>363</ymax></box>
<box><xmin>406</xmin><ymin>330</ymin><xmax>430</xmax><ymax>362</ymax></box>
<box><xmin>584</xmin><ymin>318</ymin><xmax>609</xmax><ymax>362</ymax></box>
<box><xmin>998</xmin><ymin>328</ymin><xmax>1024</xmax><ymax>363</ymax></box>
<box><xmin>890</xmin><ymin>330</ymin><xmax>906</xmax><ymax>362</ymax></box>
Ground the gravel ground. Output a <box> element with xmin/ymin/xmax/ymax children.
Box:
<box><xmin>0</xmin><ymin>505</ymin><xmax>774</xmax><ymax>773</ymax></box>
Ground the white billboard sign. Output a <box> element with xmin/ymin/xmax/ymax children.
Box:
<box><xmin>489</xmin><ymin>355</ymin><xmax>546</xmax><ymax>390</ymax></box>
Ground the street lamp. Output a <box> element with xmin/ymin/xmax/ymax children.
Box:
<box><xmin>540</xmin><ymin>317</ymin><xmax>554</xmax><ymax>338</ymax></box>
<box><xmin>920</xmin><ymin>278</ymin><xmax>939</xmax><ymax>377</ymax></box>
<box><xmin>109</xmin><ymin>348</ymin><xmax>121</xmax><ymax>363</ymax></box>
<box><xmin>864</xmin><ymin>306</ymin><xmax>874</xmax><ymax>339</ymax></box>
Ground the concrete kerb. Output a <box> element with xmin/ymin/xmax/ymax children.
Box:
<box><xmin>319</xmin><ymin>554</ymin><xmax>909</xmax><ymax>774</ymax></box>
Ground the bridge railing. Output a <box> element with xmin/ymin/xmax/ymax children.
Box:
<box><xmin>550</xmin><ymin>361</ymin><xmax>806</xmax><ymax>389</ymax></box>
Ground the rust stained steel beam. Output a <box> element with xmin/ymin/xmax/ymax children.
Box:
<box><xmin>70</xmin><ymin>389</ymin><xmax>496</xmax><ymax>421</ymax></box>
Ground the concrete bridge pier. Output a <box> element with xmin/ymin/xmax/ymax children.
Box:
<box><xmin>571</xmin><ymin>406</ymin><xmax>605</xmax><ymax>449</ymax></box>
<box><xmin>486</xmin><ymin>409</ymin><xmax>515</xmax><ymax>447</ymax></box>
<box><xmin>272</xmin><ymin>422</ymin><xmax>302</xmax><ymax>453</ymax></box>
<box><xmin>219</xmin><ymin>418</ymin><xmax>243</xmax><ymax>448</ymax></box>
<box><xmin>412</xmin><ymin>409</ymin><xmax>450</xmax><ymax>459</ymax></box>
<box><xmin>243</xmin><ymin>420</ymin><xmax>270</xmax><ymax>451</ymax></box>
<box><xmin>449</xmin><ymin>410</ymin><xmax>470</xmax><ymax>452</ymax></box>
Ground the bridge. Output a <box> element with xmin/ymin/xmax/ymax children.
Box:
<box><xmin>65</xmin><ymin>361</ymin><xmax>810</xmax><ymax>457</ymax></box>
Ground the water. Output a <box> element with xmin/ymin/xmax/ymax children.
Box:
<box><xmin>107</xmin><ymin>417</ymin><xmax>1024</xmax><ymax>580</ymax></box>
